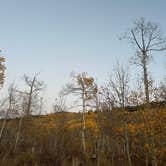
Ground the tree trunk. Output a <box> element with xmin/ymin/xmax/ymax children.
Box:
<box><xmin>151</xmin><ymin>128</ymin><xmax>157</xmax><ymax>166</ymax></box>
<box><xmin>0</xmin><ymin>106</ymin><xmax>10</xmax><ymax>143</ymax></box>
<box><xmin>82</xmin><ymin>95</ymin><xmax>86</xmax><ymax>155</ymax></box>
<box><xmin>146</xmin><ymin>151</ymin><xmax>149</xmax><ymax>166</ymax></box>
<box><xmin>26</xmin><ymin>76</ymin><xmax>36</xmax><ymax>117</ymax></box>
<box><xmin>0</xmin><ymin>118</ymin><xmax>7</xmax><ymax>143</ymax></box>
<box><xmin>27</xmin><ymin>89</ymin><xmax>33</xmax><ymax>117</ymax></box>
<box><xmin>143</xmin><ymin>55</ymin><xmax>150</xmax><ymax>105</ymax></box>
<box><xmin>14</xmin><ymin>117</ymin><xmax>23</xmax><ymax>152</ymax></box>
<box><xmin>124</xmin><ymin>124</ymin><xmax>132</xmax><ymax>166</ymax></box>
<box><xmin>96</xmin><ymin>96</ymin><xmax>101</xmax><ymax>166</ymax></box>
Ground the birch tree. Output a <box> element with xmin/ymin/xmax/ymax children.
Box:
<box><xmin>62</xmin><ymin>72</ymin><xmax>98</xmax><ymax>155</ymax></box>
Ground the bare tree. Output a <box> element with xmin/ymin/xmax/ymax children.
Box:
<box><xmin>123</xmin><ymin>18</ymin><xmax>166</xmax><ymax>104</ymax></box>
<box><xmin>53</xmin><ymin>95</ymin><xmax>67</xmax><ymax>113</ymax></box>
<box><xmin>128</xmin><ymin>77</ymin><xmax>145</xmax><ymax>106</ymax></box>
<box><xmin>100</xmin><ymin>86</ymin><xmax>116</xmax><ymax>111</ymax></box>
<box><xmin>153</xmin><ymin>80</ymin><xmax>166</xmax><ymax>102</ymax></box>
<box><xmin>21</xmin><ymin>74</ymin><xmax>45</xmax><ymax>117</ymax></box>
<box><xmin>62</xmin><ymin>72</ymin><xmax>98</xmax><ymax>155</ymax></box>
<box><xmin>159</xmin><ymin>81</ymin><xmax>166</xmax><ymax>101</ymax></box>
<box><xmin>108</xmin><ymin>62</ymin><xmax>129</xmax><ymax>109</ymax></box>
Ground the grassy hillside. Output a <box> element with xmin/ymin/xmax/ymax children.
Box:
<box><xmin>0</xmin><ymin>106</ymin><xmax>166</xmax><ymax>166</ymax></box>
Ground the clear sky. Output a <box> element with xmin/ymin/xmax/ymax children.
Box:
<box><xmin>0</xmin><ymin>0</ymin><xmax>165</xmax><ymax>110</ymax></box>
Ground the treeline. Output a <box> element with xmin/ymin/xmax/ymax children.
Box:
<box><xmin>0</xmin><ymin>18</ymin><xmax>165</xmax><ymax>166</ymax></box>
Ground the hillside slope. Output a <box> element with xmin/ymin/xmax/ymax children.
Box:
<box><xmin>0</xmin><ymin>107</ymin><xmax>166</xmax><ymax>166</ymax></box>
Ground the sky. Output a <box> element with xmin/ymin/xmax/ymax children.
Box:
<box><xmin>0</xmin><ymin>0</ymin><xmax>165</xmax><ymax>111</ymax></box>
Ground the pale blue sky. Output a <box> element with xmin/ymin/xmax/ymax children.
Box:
<box><xmin>0</xmin><ymin>0</ymin><xmax>165</xmax><ymax>108</ymax></box>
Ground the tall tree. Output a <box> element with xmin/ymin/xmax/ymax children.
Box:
<box><xmin>62</xmin><ymin>72</ymin><xmax>98</xmax><ymax>155</ymax></box>
<box><xmin>123</xmin><ymin>18</ymin><xmax>166</xmax><ymax>104</ymax></box>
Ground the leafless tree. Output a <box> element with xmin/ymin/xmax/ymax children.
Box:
<box><xmin>159</xmin><ymin>81</ymin><xmax>166</xmax><ymax>101</ymax></box>
<box><xmin>128</xmin><ymin>77</ymin><xmax>145</xmax><ymax>106</ymax></box>
<box><xmin>153</xmin><ymin>80</ymin><xmax>166</xmax><ymax>102</ymax></box>
<box><xmin>108</xmin><ymin>62</ymin><xmax>130</xmax><ymax>109</ymax></box>
<box><xmin>122</xmin><ymin>17</ymin><xmax>166</xmax><ymax>104</ymax></box>
<box><xmin>53</xmin><ymin>95</ymin><xmax>67</xmax><ymax>113</ymax></box>
<box><xmin>21</xmin><ymin>74</ymin><xmax>45</xmax><ymax>117</ymax></box>
<box><xmin>100</xmin><ymin>86</ymin><xmax>116</xmax><ymax>111</ymax></box>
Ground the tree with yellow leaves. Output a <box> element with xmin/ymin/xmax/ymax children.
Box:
<box><xmin>62</xmin><ymin>72</ymin><xmax>98</xmax><ymax>157</ymax></box>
